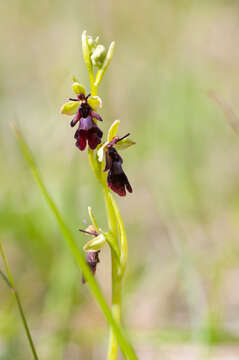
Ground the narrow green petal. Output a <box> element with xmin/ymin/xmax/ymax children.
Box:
<box><xmin>60</xmin><ymin>101</ymin><xmax>79</xmax><ymax>115</ymax></box>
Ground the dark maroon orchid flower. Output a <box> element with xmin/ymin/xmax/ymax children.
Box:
<box><xmin>61</xmin><ymin>83</ymin><xmax>103</xmax><ymax>151</ymax></box>
<box><xmin>104</xmin><ymin>144</ymin><xmax>132</xmax><ymax>197</ymax></box>
<box><xmin>70</xmin><ymin>94</ymin><xmax>103</xmax><ymax>151</ymax></box>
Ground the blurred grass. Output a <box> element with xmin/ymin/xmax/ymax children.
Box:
<box><xmin>2</xmin><ymin>0</ymin><xmax>239</xmax><ymax>359</ymax></box>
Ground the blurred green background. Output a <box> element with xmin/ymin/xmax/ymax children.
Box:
<box><xmin>1</xmin><ymin>0</ymin><xmax>239</xmax><ymax>359</ymax></box>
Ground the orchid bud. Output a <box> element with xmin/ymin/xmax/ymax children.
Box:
<box><xmin>95</xmin><ymin>41</ymin><xmax>115</xmax><ymax>87</ymax></box>
<box><xmin>91</xmin><ymin>45</ymin><xmax>106</xmax><ymax>68</ymax></box>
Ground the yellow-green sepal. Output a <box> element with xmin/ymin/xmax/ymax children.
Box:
<box><xmin>83</xmin><ymin>233</ymin><xmax>106</xmax><ymax>252</ymax></box>
<box><xmin>115</xmin><ymin>138</ymin><xmax>136</xmax><ymax>150</ymax></box>
<box><xmin>88</xmin><ymin>96</ymin><xmax>102</xmax><ymax>111</ymax></box>
<box><xmin>60</xmin><ymin>101</ymin><xmax>79</xmax><ymax>115</ymax></box>
<box><xmin>107</xmin><ymin>120</ymin><xmax>120</xmax><ymax>142</ymax></box>
<box><xmin>72</xmin><ymin>82</ymin><xmax>86</xmax><ymax>96</ymax></box>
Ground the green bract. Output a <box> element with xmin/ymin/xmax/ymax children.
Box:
<box><xmin>82</xmin><ymin>30</ymin><xmax>91</xmax><ymax>69</ymax></box>
<box><xmin>83</xmin><ymin>233</ymin><xmax>106</xmax><ymax>252</ymax></box>
<box><xmin>60</xmin><ymin>101</ymin><xmax>79</xmax><ymax>115</ymax></box>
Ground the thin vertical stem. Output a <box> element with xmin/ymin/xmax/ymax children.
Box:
<box><xmin>0</xmin><ymin>240</ymin><xmax>40</xmax><ymax>360</ymax></box>
<box><xmin>103</xmin><ymin>187</ymin><xmax>121</xmax><ymax>360</ymax></box>
<box><xmin>86</xmin><ymin>52</ymin><xmax>128</xmax><ymax>360</ymax></box>
<box><xmin>89</xmin><ymin>150</ymin><xmax>122</xmax><ymax>359</ymax></box>
<box><xmin>108</xmin><ymin>274</ymin><xmax>121</xmax><ymax>360</ymax></box>
<box><xmin>89</xmin><ymin>70</ymin><xmax>97</xmax><ymax>97</ymax></box>
<box><xmin>111</xmin><ymin>195</ymin><xmax>128</xmax><ymax>278</ymax></box>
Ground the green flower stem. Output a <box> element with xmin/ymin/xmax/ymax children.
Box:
<box><xmin>89</xmin><ymin>71</ymin><xmax>97</xmax><ymax>97</ymax></box>
<box><xmin>111</xmin><ymin>194</ymin><xmax>128</xmax><ymax>278</ymax></box>
<box><xmin>89</xmin><ymin>144</ymin><xmax>127</xmax><ymax>360</ymax></box>
<box><xmin>0</xmin><ymin>240</ymin><xmax>40</xmax><ymax>360</ymax></box>
<box><xmin>86</xmin><ymin>51</ymin><xmax>134</xmax><ymax>360</ymax></box>
<box><xmin>103</xmin><ymin>187</ymin><xmax>121</xmax><ymax>360</ymax></box>
<box><xmin>104</xmin><ymin>232</ymin><xmax>121</xmax><ymax>262</ymax></box>
<box><xmin>108</xmin><ymin>275</ymin><xmax>121</xmax><ymax>360</ymax></box>
<box><xmin>89</xmin><ymin>145</ymin><xmax>122</xmax><ymax>360</ymax></box>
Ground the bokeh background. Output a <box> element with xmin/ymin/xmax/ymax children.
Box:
<box><xmin>1</xmin><ymin>0</ymin><xmax>239</xmax><ymax>359</ymax></box>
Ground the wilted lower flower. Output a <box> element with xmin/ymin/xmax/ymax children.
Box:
<box><xmin>61</xmin><ymin>82</ymin><xmax>103</xmax><ymax>151</ymax></box>
<box><xmin>82</xmin><ymin>251</ymin><xmax>100</xmax><ymax>284</ymax></box>
<box><xmin>104</xmin><ymin>146</ymin><xmax>132</xmax><ymax>197</ymax></box>
<box><xmin>79</xmin><ymin>225</ymin><xmax>104</xmax><ymax>284</ymax></box>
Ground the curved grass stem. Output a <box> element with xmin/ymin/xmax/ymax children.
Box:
<box><xmin>0</xmin><ymin>241</ymin><xmax>40</xmax><ymax>360</ymax></box>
